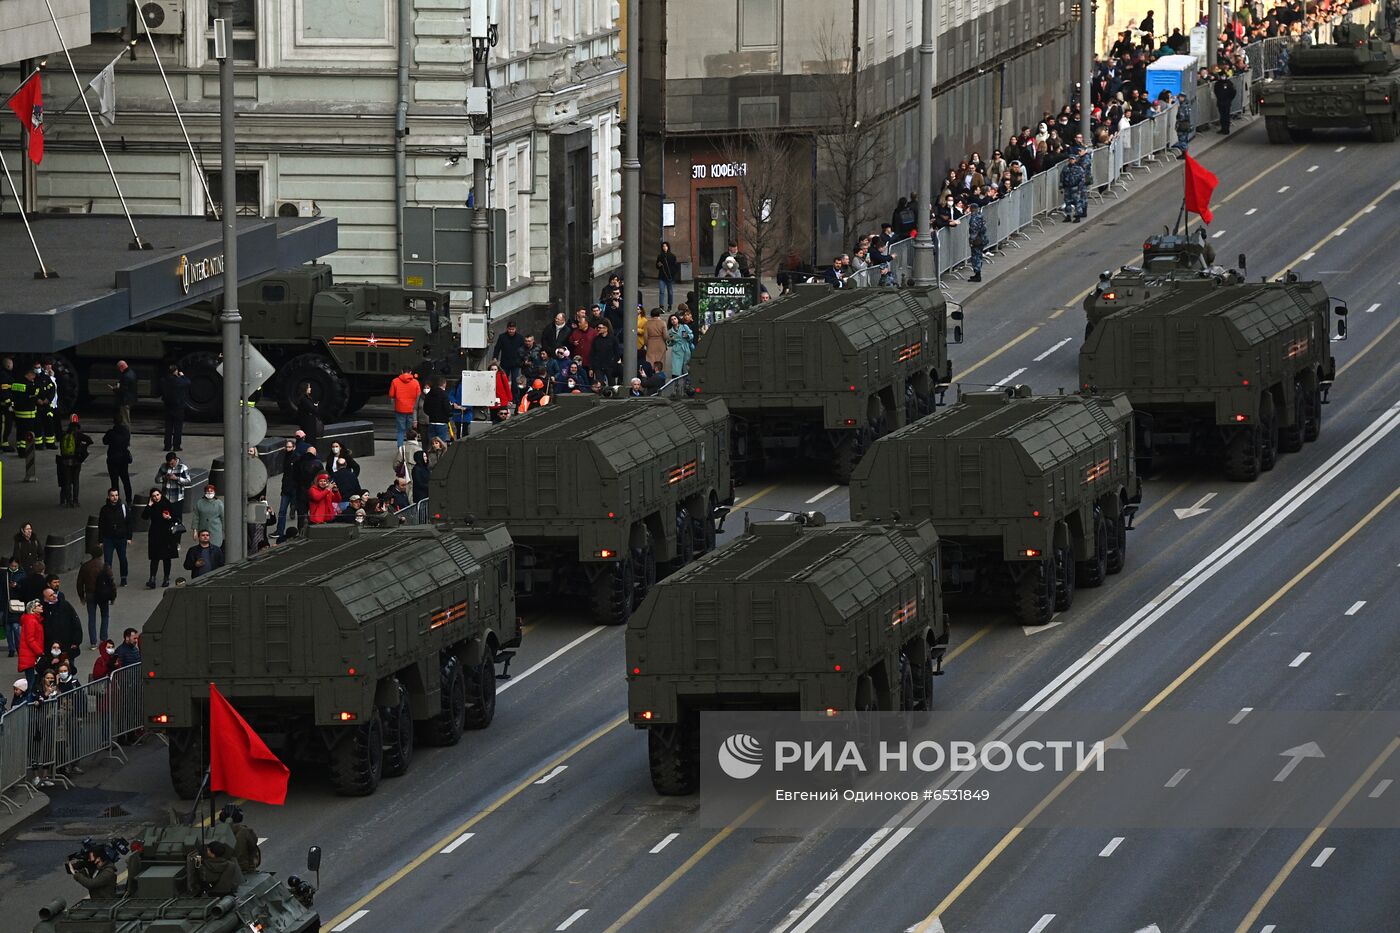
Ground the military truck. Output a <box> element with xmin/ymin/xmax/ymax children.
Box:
<box><xmin>144</xmin><ymin>522</ymin><xmax>518</xmax><ymax>797</ymax></box>
<box><xmin>851</xmin><ymin>387</ymin><xmax>1140</xmax><ymax>627</ymax></box>
<box><xmin>33</xmin><ymin>822</ymin><xmax>319</xmax><ymax>933</ymax></box>
<box><xmin>431</xmin><ymin>394</ymin><xmax>733</xmax><ymax>626</ymax></box>
<box><xmin>1259</xmin><ymin>21</ymin><xmax>1400</xmax><ymax>143</ymax></box>
<box><xmin>626</xmin><ymin>514</ymin><xmax>949</xmax><ymax>795</ymax></box>
<box><xmin>70</xmin><ymin>263</ymin><xmax>456</xmax><ymax>420</ymax></box>
<box><xmin>1080</xmin><ymin>278</ymin><xmax>1346</xmax><ymax>482</ymax></box>
<box><xmin>687</xmin><ymin>283</ymin><xmax>961</xmax><ymax>482</ymax></box>
<box><xmin>1082</xmin><ymin>229</ymin><xmax>1248</xmax><ymax>337</ymax></box>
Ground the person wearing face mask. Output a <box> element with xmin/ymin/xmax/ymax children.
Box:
<box><xmin>41</xmin><ymin>587</ymin><xmax>83</xmax><ymax>663</ymax></box>
<box><xmin>32</xmin><ymin>669</ymin><xmax>59</xmax><ymax>787</ymax></box>
<box><xmin>327</xmin><ymin>442</ymin><xmax>359</xmax><ymax>476</ymax></box>
<box><xmin>192</xmin><ymin>483</ymin><xmax>225</xmax><ymax>549</ymax></box>
<box><xmin>17</xmin><ymin>599</ymin><xmax>45</xmax><ymax>689</ymax></box>
<box><xmin>90</xmin><ymin>639</ymin><xmax>119</xmax><ymax>680</ymax></box>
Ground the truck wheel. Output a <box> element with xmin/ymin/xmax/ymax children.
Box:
<box><xmin>898</xmin><ymin>654</ymin><xmax>915</xmax><ymax>712</ymax></box>
<box><xmin>1015</xmin><ymin>559</ymin><xmax>1056</xmax><ymax>627</ymax></box>
<box><xmin>279</xmin><ymin>354</ymin><xmax>351</xmax><ymax>421</ymax></box>
<box><xmin>1265</xmin><ymin>116</ymin><xmax>1291</xmax><ymax>144</ymax></box>
<box><xmin>1279</xmin><ymin>381</ymin><xmax>1306</xmax><ymax>453</ymax></box>
<box><xmin>1303</xmin><ymin>383</ymin><xmax>1322</xmax><ymax>442</ymax></box>
<box><xmin>463</xmin><ymin>647</ymin><xmax>496</xmax><ymax>730</ymax></box>
<box><xmin>167</xmin><ymin>727</ymin><xmax>206</xmax><ymax>800</ymax></box>
<box><xmin>1053</xmin><ymin>546</ymin><xmax>1076</xmax><ymax>612</ymax></box>
<box><xmin>1105</xmin><ymin>511</ymin><xmax>1128</xmax><ymax>576</ymax></box>
<box><xmin>419</xmin><ymin>656</ymin><xmax>466</xmax><ymax>746</ymax></box>
<box><xmin>591</xmin><ymin>559</ymin><xmax>634</xmax><ymax>626</ymax></box>
<box><xmin>904</xmin><ymin>382</ymin><xmax>919</xmax><ymax>425</ymax></box>
<box><xmin>1224</xmin><ymin>426</ymin><xmax>1262</xmax><ymax>482</ymax></box>
<box><xmin>1077</xmin><ymin>507</ymin><xmax>1109</xmax><ymax>588</ymax></box>
<box><xmin>380</xmin><ymin>679</ymin><xmax>414</xmax><ymax>777</ymax></box>
<box><xmin>1259</xmin><ymin>406</ymin><xmax>1280</xmax><ymax>472</ymax></box>
<box><xmin>701</xmin><ymin>493</ymin><xmax>719</xmax><ymax>553</ymax></box>
<box><xmin>911</xmin><ymin>652</ymin><xmax>936</xmax><ymax>711</ymax></box>
<box><xmin>831</xmin><ymin>433</ymin><xmax>861</xmax><ymax>484</ymax></box>
<box><xmin>328</xmin><ymin>709</ymin><xmax>384</xmax><ymax>796</ymax></box>
<box><xmin>177</xmin><ymin>351</ymin><xmax>224</xmax><ymax>421</ymax></box>
<box><xmin>342</xmin><ymin>390</ymin><xmax>374</xmax><ymax>417</ymax></box>
<box><xmin>634</xmin><ymin>532</ymin><xmax>657</xmax><ymax>606</ymax></box>
<box><xmin>670</xmin><ymin>507</ymin><xmax>694</xmax><ymax>573</ymax></box>
<box><xmin>648</xmin><ymin>723</ymin><xmax>699</xmax><ymax>795</ymax></box>
<box><xmin>1371</xmin><ymin>115</ymin><xmax>1397</xmax><ymax>143</ymax></box>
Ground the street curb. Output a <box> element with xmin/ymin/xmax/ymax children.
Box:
<box><xmin>0</xmin><ymin>787</ymin><xmax>51</xmax><ymax>843</ymax></box>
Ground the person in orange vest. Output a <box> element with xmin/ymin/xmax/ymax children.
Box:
<box><xmin>517</xmin><ymin>379</ymin><xmax>552</xmax><ymax>413</ymax></box>
<box><xmin>387</xmin><ymin>365</ymin><xmax>421</xmax><ymax>448</ymax></box>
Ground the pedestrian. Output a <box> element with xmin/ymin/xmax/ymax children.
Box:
<box><xmin>1173</xmin><ymin>95</ymin><xmax>1193</xmax><ymax>153</ymax></box>
<box><xmin>492</xmin><ymin>321</ymin><xmax>527</xmax><ymax>385</ymax></box>
<box><xmin>1059</xmin><ymin>152</ymin><xmax>1087</xmax><ymax>222</ymax></box>
<box><xmin>90</xmin><ymin>639</ymin><xmax>119</xmax><ymax>680</ymax></box>
<box><xmin>423</xmin><ymin>376</ymin><xmax>452</xmax><ymax>444</ymax></box>
<box><xmin>388</xmin><ymin>365</ymin><xmax>421</xmax><ymax>449</ymax></box>
<box><xmin>36</xmin><ymin>360</ymin><xmax>60</xmax><ymax>449</ymax></box>
<box><xmin>76</xmin><ymin>548</ymin><xmax>117</xmax><ymax>648</ymax></box>
<box><xmin>11</xmin><ymin>368</ymin><xmax>40</xmax><ymax>458</ymax></box>
<box><xmin>160</xmin><ymin>364</ymin><xmax>190</xmax><ymax>451</ymax></box>
<box><xmin>296</xmin><ymin>382</ymin><xmax>322</xmax><ymax>444</ymax></box>
<box><xmin>4</xmin><ymin>557</ymin><xmax>25</xmax><ymax>658</ymax></box>
<box><xmin>192</xmin><ymin>483</ymin><xmax>225</xmax><ymax>549</ymax></box>
<box><xmin>56</xmin><ymin>416</ymin><xmax>92</xmax><ymax>508</ymax></box>
<box><xmin>154</xmin><ymin>451</ymin><xmax>193</xmax><ymax>522</ymax></box>
<box><xmin>41</xmin><ymin>586</ymin><xmax>83</xmax><ymax>662</ymax></box>
<box><xmin>411</xmin><ymin>450</ymin><xmax>430</xmax><ymax>504</ymax></box>
<box><xmin>644</xmin><ymin>308</ymin><xmax>668</xmax><ymax>371</ymax></box>
<box><xmin>541</xmin><ymin>311</ymin><xmax>571</xmax><ymax>356</ymax></box>
<box><xmin>183</xmin><ymin>529</ymin><xmax>225</xmax><ymax>579</ymax></box>
<box><xmin>589</xmin><ymin>320</ymin><xmax>623</xmax><ymax>387</ymax></box>
<box><xmin>968</xmin><ymin>202</ymin><xmax>989</xmax><ymax>282</ymax></box>
<box><xmin>1213</xmin><ymin>71</ymin><xmax>1237</xmax><ymax>134</ymax></box>
<box><xmin>655</xmin><ymin>241</ymin><xmax>681</xmax><ymax>310</ymax></box>
<box><xmin>93</xmin><ymin>489</ymin><xmax>132</xmax><ymax>589</ymax></box>
<box><xmin>665</xmin><ymin>313</ymin><xmax>694</xmax><ymax>376</ymax></box>
<box><xmin>308</xmin><ymin>473</ymin><xmax>341</xmax><ymax>525</ymax></box>
<box><xmin>294</xmin><ymin>446</ymin><xmax>324</xmax><ymax>529</ymax></box>
<box><xmin>274</xmin><ymin>438</ymin><xmax>299</xmax><ymax>541</ymax></box>
<box><xmin>446</xmin><ymin>379</ymin><xmax>473</xmax><ymax>440</ymax></box>
<box><xmin>115</xmin><ymin>627</ymin><xmax>140</xmax><ymax>667</ymax></box>
<box><xmin>17</xmin><ymin>601</ymin><xmax>44</xmax><ymax>688</ymax></box>
<box><xmin>0</xmin><ymin>356</ymin><xmax>16</xmax><ymax>453</ymax></box>
<box><xmin>108</xmin><ymin>360</ymin><xmax>138</xmax><ymax>426</ymax></box>
<box><xmin>142</xmin><ymin>489</ymin><xmax>182</xmax><ymax>588</ymax></box>
<box><xmin>101</xmin><ymin>419</ymin><xmax>133</xmax><ymax>504</ymax></box>
<box><xmin>11</xmin><ymin>522</ymin><xmax>43</xmax><ymax>572</ymax></box>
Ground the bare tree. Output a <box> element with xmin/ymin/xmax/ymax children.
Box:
<box><xmin>720</xmin><ymin>127</ymin><xmax>807</xmax><ymax>286</ymax></box>
<box><xmin>810</xmin><ymin>22</ymin><xmax>884</xmax><ymax>251</ymax></box>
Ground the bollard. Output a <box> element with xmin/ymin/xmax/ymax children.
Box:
<box><xmin>84</xmin><ymin>515</ymin><xmax>99</xmax><ymax>556</ymax></box>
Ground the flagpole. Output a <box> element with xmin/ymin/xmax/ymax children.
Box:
<box><xmin>0</xmin><ymin>152</ymin><xmax>57</xmax><ymax>278</ymax></box>
<box><xmin>48</xmin><ymin>46</ymin><xmax>132</xmax><ymax>124</ymax></box>
<box><xmin>132</xmin><ymin>0</ymin><xmax>219</xmax><ymax>219</ymax></box>
<box><xmin>0</xmin><ymin>62</ymin><xmax>45</xmax><ymax>112</ymax></box>
<box><xmin>39</xmin><ymin>0</ymin><xmax>149</xmax><ymax>250</ymax></box>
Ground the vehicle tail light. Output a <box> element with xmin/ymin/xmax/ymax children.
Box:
<box><xmin>595</xmin><ymin>548</ymin><xmax>616</xmax><ymax>559</ymax></box>
<box><xmin>825</xmin><ymin>708</ymin><xmax>840</xmax><ymax>717</ymax></box>
<box><xmin>1234</xmin><ymin>414</ymin><xmax>1248</xmax><ymax>423</ymax></box>
<box><xmin>338</xmin><ymin>712</ymin><xmax>357</xmax><ymax>721</ymax></box>
<box><xmin>1023</xmin><ymin>548</ymin><xmax>1042</xmax><ymax>558</ymax></box>
<box><xmin>150</xmin><ymin>713</ymin><xmax>169</xmax><ymax>724</ymax></box>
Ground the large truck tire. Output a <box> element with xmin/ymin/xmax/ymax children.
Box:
<box><xmin>669</xmin><ymin>507</ymin><xmax>694</xmax><ymax>573</ymax></box>
<box><xmin>1053</xmin><ymin>545</ymin><xmax>1076</xmax><ymax>612</ymax></box>
<box><xmin>328</xmin><ymin>709</ymin><xmax>384</xmax><ymax>796</ymax></box>
<box><xmin>418</xmin><ymin>656</ymin><xmax>466</xmax><ymax>746</ymax></box>
<box><xmin>1015</xmin><ymin>558</ymin><xmax>1056</xmax><ymax>627</ymax></box>
<box><xmin>648</xmin><ymin>723</ymin><xmax>699</xmax><ymax>796</ymax></box>
<box><xmin>177</xmin><ymin>351</ymin><xmax>225</xmax><ymax>421</ymax></box>
<box><xmin>831</xmin><ymin>432</ymin><xmax>861</xmax><ymax>484</ymax></box>
<box><xmin>1259</xmin><ymin>402</ymin><xmax>1280</xmax><ymax>472</ymax></box>
<box><xmin>463</xmin><ymin>648</ymin><xmax>497</xmax><ymax>730</ymax></box>
<box><xmin>380</xmin><ymin>679</ymin><xmax>415</xmax><ymax>777</ymax></box>
<box><xmin>591</xmin><ymin>558</ymin><xmax>635</xmax><ymax>626</ymax></box>
<box><xmin>167</xmin><ymin>726</ymin><xmax>206</xmax><ymax>800</ymax></box>
<box><xmin>1077</xmin><ymin>507</ymin><xmax>1109</xmax><ymax>588</ymax></box>
<box><xmin>1106</xmin><ymin>510</ymin><xmax>1128</xmax><ymax>576</ymax></box>
<box><xmin>1265</xmin><ymin>116</ymin><xmax>1290</xmax><ymax>144</ymax></box>
<box><xmin>279</xmin><ymin>354</ymin><xmax>351</xmax><ymax>421</ymax></box>
<box><xmin>1279</xmin><ymin>380</ymin><xmax>1306</xmax><ymax>453</ymax></box>
<box><xmin>1371</xmin><ymin>115</ymin><xmax>1397</xmax><ymax>143</ymax></box>
<box><xmin>1303</xmin><ymin>383</ymin><xmax>1322</xmax><ymax>442</ymax></box>
<box><xmin>1224</xmin><ymin>426</ymin><xmax>1262</xmax><ymax>482</ymax></box>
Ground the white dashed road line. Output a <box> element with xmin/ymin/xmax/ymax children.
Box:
<box><xmin>1311</xmin><ymin>847</ymin><xmax>1336</xmax><ymax>868</ymax></box>
<box><xmin>1245</xmin><ymin>208</ymin><xmax>1258</xmax><ymax>215</ymax></box>
<box><xmin>557</xmin><ymin>909</ymin><xmax>589</xmax><ymax>930</ymax></box>
<box><xmin>1211</xmin><ymin>230</ymin><xmax>1226</xmax><ymax>238</ymax></box>
<box><xmin>777</xmin><ymin>512</ymin><xmax>793</xmax><ymax>521</ymax></box>
<box><xmin>332</xmin><ymin>911</ymin><xmax>369</xmax><ymax>931</ymax></box>
<box><xmin>1335</xmin><ymin>227</ymin><xmax>1348</xmax><ymax>236</ymax></box>
<box><xmin>440</xmin><ymin>831</ymin><xmax>475</xmax><ymax>854</ymax></box>
<box><xmin>534</xmin><ymin>765</ymin><xmax>568</xmax><ymax>785</ymax></box>
<box><xmin>1230</xmin><ymin>708</ymin><xmax>1253</xmax><ymax>725</ymax></box>
<box><xmin>1028</xmin><ymin>915</ymin><xmax>1056</xmax><ymax>933</ymax></box>
<box><xmin>1300</xmin><ymin>251</ymin><xmax>1315</xmax><ymax>261</ymax></box>
<box><xmin>993</xmin><ymin>368</ymin><xmax>1027</xmax><ymax>388</ymax></box>
<box><xmin>1262</xmin><ymin>926</ymin><xmax>1278</xmax><ymax>933</ymax></box>
<box><xmin>1165</xmin><ymin>769</ymin><xmax>1190</xmax><ymax>788</ymax></box>
<box><xmin>1033</xmin><ymin>338</ymin><xmax>1073</xmax><ymax>362</ymax></box>
<box><xmin>1307</xmin><ymin>165</ymin><xmax>1319</xmax><ymax>172</ymax></box>
<box><xmin>1370</xmin><ymin>779</ymin><xmax>1393</xmax><ymax>798</ymax></box>
<box><xmin>1363</xmin><ymin>303</ymin><xmax>1380</xmax><ymax>314</ymax></box>
<box><xmin>1335</xmin><ymin>145</ymin><xmax>1347</xmax><ymax>152</ymax></box>
<box><xmin>1278</xmin><ymin>185</ymin><xmax>1291</xmax><ymax>193</ymax></box>
<box><xmin>1290</xmin><ymin>652</ymin><xmax>1311</xmax><ymax>668</ymax></box>
<box><xmin>1099</xmin><ymin>837</ymin><xmax>1125</xmax><ymax>857</ymax></box>
<box><xmin>1345</xmin><ymin>600</ymin><xmax>1366</xmax><ymax>616</ymax></box>
<box><xmin>257</xmin><ymin>837</ymin><xmax>267</xmax><ymax>845</ymax></box>
<box><xmin>650</xmin><ymin>833</ymin><xmax>679</xmax><ymax>854</ymax></box>
<box><xmin>806</xmin><ymin>484</ymin><xmax>839</xmax><ymax>504</ymax></box>
<box><xmin>498</xmin><ymin>626</ymin><xmax>606</xmax><ymax>695</ymax></box>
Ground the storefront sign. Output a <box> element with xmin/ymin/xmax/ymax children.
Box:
<box><xmin>176</xmin><ymin>252</ymin><xmax>225</xmax><ymax>295</ymax></box>
<box><xmin>695</xmin><ymin>277</ymin><xmax>759</xmax><ymax>327</ymax></box>
<box><xmin>692</xmin><ymin>161</ymin><xmax>748</xmax><ymax>180</ymax></box>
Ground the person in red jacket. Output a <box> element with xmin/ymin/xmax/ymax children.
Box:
<box><xmin>17</xmin><ymin>600</ymin><xmax>45</xmax><ymax>688</ymax></box>
<box><xmin>489</xmin><ymin>361</ymin><xmax>514</xmax><ymax>423</ymax></box>
<box><xmin>90</xmin><ymin>638</ymin><xmax>119</xmax><ymax>681</ymax></box>
<box><xmin>307</xmin><ymin>473</ymin><xmax>342</xmax><ymax>525</ymax></box>
<box><xmin>387</xmin><ymin>366</ymin><xmax>422</xmax><ymax>449</ymax></box>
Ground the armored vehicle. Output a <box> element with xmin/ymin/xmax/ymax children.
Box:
<box><xmin>33</xmin><ymin>822</ymin><xmax>319</xmax><ymax>933</ymax></box>
<box><xmin>1260</xmin><ymin>21</ymin><xmax>1400</xmax><ymax>143</ymax></box>
<box><xmin>626</xmin><ymin>515</ymin><xmax>949</xmax><ymax>795</ymax></box>
<box><xmin>1082</xmin><ymin>230</ymin><xmax>1247</xmax><ymax>336</ymax></box>
<box><xmin>851</xmin><ymin>387</ymin><xmax>1140</xmax><ymax>627</ymax></box>
<box><xmin>144</xmin><ymin>522</ymin><xmax>518</xmax><ymax>797</ymax></box>
<box><xmin>431</xmin><ymin>395</ymin><xmax>733</xmax><ymax>626</ymax></box>
<box><xmin>71</xmin><ymin>263</ymin><xmax>455</xmax><ymax>420</ymax></box>
<box><xmin>1080</xmin><ymin>278</ymin><xmax>1346</xmax><ymax>482</ymax></box>
<box><xmin>687</xmin><ymin>283</ymin><xmax>960</xmax><ymax>482</ymax></box>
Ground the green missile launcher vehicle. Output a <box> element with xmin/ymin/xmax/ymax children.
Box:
<box><xmin>430</xmin><ymin>394</ymin><xmax>734</xmax><ymax>626</ymax></box>
<box><xmin>1260</xmin><ymin>21</ymin><xmax>1400</xmax><ymax>143</ymax></box>
<box><xmin>1080</xmin><ymin>277</ymin><xmax>1346</xmax><ymax>481</ymax></box>
<box><xmin>626</xmin><ymin>514</ymin><xmax>949</xmax><ymax>794</ymax></box>
<box><xmin>851</xmin><ymin>387</ymin><xmax>1141</xmax><ymax>627</ymax></box>
<box><xmin>144</xmin><ymin>522</ymin><xmax>518</xmax><ymax>797</ymax></box>
<box><xmin>687</xmin><ymin>283</ymin><xmax>961</xmax><ymax>482</ymax></box>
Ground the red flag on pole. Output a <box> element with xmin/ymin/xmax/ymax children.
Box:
<box><xmin>209</xmin><ymin>683</ymin><xmax>290</xmax><ymax>805</ymax></box>
<box><xmin>1183</xmin><ymin>153</ymin><xmax>1218</xmax><ymax>225</ymax></box>
<box><xmin>5</xmin><ymin>73</ymin><xmax>45</xmax><ymax>164</ymax></box>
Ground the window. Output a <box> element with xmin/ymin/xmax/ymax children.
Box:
<box><xmin>261</xmin><ymin>283</ymin><xmax>286</xmax><ymax>301</ymax></box>
<box><xmin>738</xmin><ymin>0</ymin><xmax>780</xmax><ymax>51</ymax></box>
<box><xmin>207</xmin><ymin>0</ymin><xmax>257</xmax><ymax>64</ymax></box>
<box><xmin>205</xmin><ymin>168</ymin><xmax>262</xmax><ymax>216</ymax></box>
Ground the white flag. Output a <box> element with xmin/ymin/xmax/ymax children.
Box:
<box><xmin>89</xmin><ymin>60</ymin><xmax>116</xmax><ymax>126</ymax></box>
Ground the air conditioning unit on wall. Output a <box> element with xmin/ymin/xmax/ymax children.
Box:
<box><xmin>276</xmin><ymin>199</ymin><xmax>320</xmax><ymax>218</ymax></box>
<box><xmin>139</xmin><ymin>0</ymin><xmax>185</xmax><ymax>36</ymax></box>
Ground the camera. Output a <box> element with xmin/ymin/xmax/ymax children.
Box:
<box><xmin>286</xmin><ymin>875</ymin><xmax>316</xmax><ymax>908</ymax></box>
<box><xmin>67</xmin><ymin>835</ymin><xmax>130</xmax><ymax>871</ymax></box>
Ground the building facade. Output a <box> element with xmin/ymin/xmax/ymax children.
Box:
<box><xmin>9</xmin><ymin>0</ymin><xmax>622</xmax><ymax>322</ymax></box>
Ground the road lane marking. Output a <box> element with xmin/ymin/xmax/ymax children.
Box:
<box><xmin>1370</xmin><ymin>779</ymin><xmax>1392</xmax><ymax>798</ymax></box>
<box><xmin>1289</xmin><ymin>652</ymin><xmax>1311</xmax><ymax>668</ymax></box>
<box><xmin>558</xmin><ymin>909</ymin><xmax>589</xmax><ymax>930</ymax></box>
<box><xmin>332</xmin><ymin>912</ymin><xmax>369</xmax><ymax>932</ymax></box>
<box><xmin>1245</xmin><ymin>208</ymin><xmax>1257</xmax><ymax>215</ymax></box>
<box><xmin>1221</xmin><ymin>148</ymin><xmax>1304</xmax><ymax>204</ymax></box>
<box><xmin>1277</xmin><ymin>186</ymin><xmax>1290</xmax><ymax>193</ymax></box>
<box><xmin>1048</xmin><ymin>308</ymin><xmax>1066</xmax><ymax>319</ymax></box>
<box><xmin>1345</xmin><ymin>600</ymin><xmax>1366</xmax><ymax>616</ymax></box>
<box><xmin>735</xmin><ymin>483</ymin><xmax>780</xmax><ymax>508</ymax></box>
<box><xmin>1363</xmin><ymin>303</ymin><xmax>1379</xmax><ymax>314</ymax></box>
<box><xmin>1335</xmin><ymin>227</ymin><xmax>1347</xmax><ymax>236</ymax></box>
<box><xmin>1099</xmin><ymin>837</ymin><xmax>1124</xmax><ymax>857</ymax></box>
<box><xmin>806</xmin><ymin>484</ymin><xmax>839</xmax><ymax>504</ymax></box>
<box><xmin>499</xmin><ymin>626</ymin><xmax>606</xmax><ymax>695</ymax></box>
<box><xmin>946</xmin><ymin>624</ymin><xmax>993</xmax><ymax>662</ymax></box>
<box><xmin>1311</xmin><ymin>847</ymin><xmax>1335</xmax><ymax>868</ymax></box>
<box><xmin>324</xmin><ymin>715</ymin><xmax>627</xmax><ymax>931</ymax></box>
<box><xmin>535</xmin><ymin>765</ymin><xmax>568</xmax><ymax>784</ymax></box>
<box><xmin>955</xmin><ymin>326</ymin><xmax>1039</xmax><ymax>382</ymax></box>
<box><xmin>257</xmin><ymin>837</ymin><xmax>267</xmax><ymax>845</ymax></box>
<box><xmin>1212</xmin><ymin>230</ymin><xmax>1226</xmax><ymax>238</ymax></box>
<box><xmin>777</xmin><ymin>512</ymin><xmax>793</xmax><ymax>521</ymax></box>
<box><xmin>1299</xmin><ymin>251</ymin><xmax>1315</xmax><ymax>261</ymax></box>
<box><xmin>1165</xmin><ymin>768</ymin><xmax>1190</xmax><ymax>788</ymax></box>
<box><xmin>1335</xmin><ymin>146</ymin><xmax>1346</xmax><ymax>152</ymax></box>
<box><xmin>1234</xmin><ymin>737</ymin><xmax>1400</xmax><ymax>932</ymax></box>
<box><xmin>1261</xmin><ymin>927</ymin><xmax>1277</xmax><ymax>933</ymax></box>
<box><xmin>1281</xmin><ymin>180</ymin><xmax>1400</xmax><ymax>273</ymax></box>
<box><xmin>1230</xmin><ymin>708</ymin><xmax>1254</xmax><ymax>725</ymax></box>
<box><xmin>649</xmin><ymin>833</ymin><xmax>679</xmax><ymax>854</ymax></box>
<box><xmin>440</xmin><ymin>831</ymin><xmax>475</xmax><ymax>854</ymax></box>
<box><xmin>1033</xmin><ymin>338</ymin><xmax>1073</xmax><ymax>362</ymax></box>
<box><xmin>993</xmin><ymin>368</ymin><xmax>1027</xmax><ymax>388</ymax></box>
<box><xmin>1028</xmin><ymin>915</ymin><xmax>1056</xmax><ymax>933</ymax></box>
<box><xmin>1307</xmin><ymin>165</ymin><xmax>1318</xmax><ymax>172</ymax></box>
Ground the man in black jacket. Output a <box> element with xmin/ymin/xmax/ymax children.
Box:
<box><xmin>160</xmin><ymin>364</ymin><xmax>190</xmax><ymax>452</ymax></box>
<box><xmin>41</xmin><ymin>586</ymin><xmax>83</xmax><ymax>662</ymax></box>
<box><xmin>97</xmin><ymin>487</ymin><xmax>133</xmax><ymax>586</ymax></box>
<box><xmin>423</xmin><ymin>376</ymin><xmax>453</xmax><ymax>443</ymax></box>
<box><xmin>275</xmin><ymin>438</ymin><xmax>299</xmax><ymax>541</ymax></box>
<box><xmin>588</xmin><ymin>321</ymin><xmax>623</xmax><ymax>387</ymax></box>
<box><xmin>492</xmin><ymin>322</ymin><xmax>526</xmax><ymax>384</ymax></box>
<box><xmin>183</xmin><ymin>530</ymin><xmax>225</xmax><ymax>579</ymax></box>
<box><xmin>109</xmin><ymin>361</ymin><xmax>138</xmax><ymax>426</ymax></box>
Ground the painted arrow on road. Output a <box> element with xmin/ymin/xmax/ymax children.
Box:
<box><xmin>1274</xmin><ymin>742</ymin><xmax>1325</xmax><ymax>782</ymax></box>
<box><xmin>1173</xmin><ymin>492</ymin><xmax>1217</xmax><ymax>520</ymax></box>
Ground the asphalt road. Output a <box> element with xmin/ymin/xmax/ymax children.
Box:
<box><xmin>3</xmin><ymin>114</ymin><xmax>1398</xmax><ymax>933</ymax></box>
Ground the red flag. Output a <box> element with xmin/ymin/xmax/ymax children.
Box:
<box><xmin>208</xmin><ymin>683</ymin><xmax>290</xmax><ymax>805</ymax></box>
<box><xmin>5</xmin><ymin>73</ymin><xmax>45</xmax><ymax>165</ymax></box>
<box><xmin>1183</xmin><ymin>153</ymin><xmax>1218</xmax><ymax>225</ymax></box>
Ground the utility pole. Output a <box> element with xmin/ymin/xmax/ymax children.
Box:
<box><xmin>471</xmin><ymin>19</ymin><xmax>490</xmax><ymax>328</ymax></box>
<box><xmin>1080</xmin><ymin>0</ymin><xmax>1094</xmax><ymax>147</ymax></box>
<box><xmin>911</xmin><ymin>0</ymin><xmax>936</xmax><ymax>287</ymax></box>
<box><xmin>1207</xmin><ymin>0</ymin><xmax>1219</xmax><ymax>68</ymax></box>
<box><xmin>621</xmin><ymin>0</ymin><xmax>640</xmax><ymax>384</ymax></box>
<box><xmin>216</xmin><ymin>2</ymin><xmax>244</xmax><ymax>564</ymax></box>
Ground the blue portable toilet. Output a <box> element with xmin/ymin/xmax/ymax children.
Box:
<box><xmin>1145</xmin><ymin>54</ymin><xmax>1200</xmax><ymax>106</ymax></box>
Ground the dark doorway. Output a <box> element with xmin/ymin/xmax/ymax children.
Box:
<box><xmin>549</xmin><ymin>127</ymin><xmax>595</xmax><ymax>316</ymax></box>
<box><xmin>696</xmin><ymin>187</ymin><xmax>737</xmax><ymax>276</ymax></box>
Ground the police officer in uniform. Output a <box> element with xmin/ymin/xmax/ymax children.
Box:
<box><xmin>1213</xmin><ymin>70</ymin><xmax>1238</xmax><ymax>134</ymax></box>
<box><xmin>1059</xmin><ymin>151</ymin><xmax>1087</xmax><ymax>223</ymax></box>
<box><xmin>967</xmin><ymin>202</ymin><xmax>988</xmax><ymax>282</ymax></box>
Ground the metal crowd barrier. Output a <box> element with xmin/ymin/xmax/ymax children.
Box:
<box><xmin>0</xmin><ymin>664</ymin><xmax>147</xmax><ymax>809</ymax></box>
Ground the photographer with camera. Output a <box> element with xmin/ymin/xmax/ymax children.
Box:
<box><xmin>218</xmin><ymin>804</ymin><xmax>262</xmax><ymax>873</ymax></box>
<box><xmin>67</xmin><ymin>843</ymin><xmax>119</xmax><ymax>899</ymax></box>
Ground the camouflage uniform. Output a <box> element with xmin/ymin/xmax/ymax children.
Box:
<box><xmin>1174</xmin><ymin>98</ymin><xmax>1194</xmax><ymax>153</ymax></box>
<box><xmin>968</xmin><ymin>207</ymin><xmax>988</xmax><ymax>281</ymax></box>
<box><xmin>1059</xmin><ymin>157</ymin><xmax>1087</xmax><ymax>221</ymax></box>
